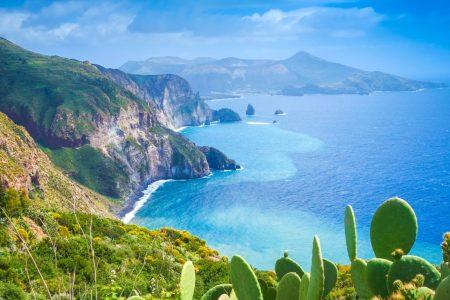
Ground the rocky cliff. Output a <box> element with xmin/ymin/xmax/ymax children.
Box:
<box><xmin>0</xmin><ymin>112</ymin><xmax>114</xmax><ymax>216</ymax></box>
<box><xmin>0</xmin><ymin>37</ymin><xmax>231</xmax><ymax>204</ymax></box>
<box><xmin>95</xmin><ymin>65</ymin><xmax>213</xmax><ymax>129</ymax></box>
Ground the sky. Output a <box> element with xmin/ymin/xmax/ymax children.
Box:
<box><xmin>0</xmin><ymin>0</ymin><xmax>449</xmax><ymax>81</ymax></box>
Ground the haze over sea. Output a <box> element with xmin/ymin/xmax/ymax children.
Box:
<box><xmin>130</xmin><ymin>89</ymin><xmax>450</xmax><ymax>269</ymax></box>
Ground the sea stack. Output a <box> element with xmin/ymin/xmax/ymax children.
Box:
<box><xmin>212</xmin><ymin>108</ymin><xmax>242</xmax><ymax>123</ymax></box>
<box><xmin>246</xmin><ymin>104</ymin><xmax>255</xmax><ymax>115</ymax></box>
<box><xmin>275</xmin><ymin>109</ymin><xmax>284</xmax><ymax>115</ymax></box>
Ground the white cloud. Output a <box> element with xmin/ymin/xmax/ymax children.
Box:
<box><xmin>243</xmin><ymin>6</ymin><xmax>384</xmax><ymax>38</ymax></box>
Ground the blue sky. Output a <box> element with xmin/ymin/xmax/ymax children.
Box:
<box><xmin>0</xmin><ymin>0</ymin><xmax>449</xmax><ymax>81</ymax></box>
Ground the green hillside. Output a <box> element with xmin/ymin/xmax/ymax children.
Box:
<box><xmin>0</xmin><ymin>37</ymin><xmax>145</xmax><ymax>148</ymax></box>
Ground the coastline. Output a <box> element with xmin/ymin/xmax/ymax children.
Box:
<box><xmin>122</xmin><ymin>179</ymin><xmax>173</xmax><ymax>224</ymax></box>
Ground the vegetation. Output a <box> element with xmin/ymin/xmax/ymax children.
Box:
<box><xmin>42</xmin><ymin>146</ymin><xmax>128</xmax><ymax>199</ymax></box>
<box><xmin>0</xmin><ymin>37</ymin><xmax>146</xmax><ymax>147</ymax></box>
<box><xmin>0</xmin><ymin>187</ymin><xmax>229</xmax><ymax>299</ymax></box>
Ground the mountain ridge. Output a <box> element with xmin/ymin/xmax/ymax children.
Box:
<box><xmin>120</xmin><ymin>51</ymin><xmax>445</xmax><ymax>96</ymax></box>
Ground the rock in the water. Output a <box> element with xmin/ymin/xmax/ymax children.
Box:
<box><xmin>275</xmin><ymin>109</ymin><xmax>284</xmax><ymax>115</ymax></box>
<box><xmin>205</xmin><ymin>119</ymin><xmax>211</xmax><ymax>125</ymax></box>
<box><xmin>199</xmin><ymin>146</ymin><xmax>241</xmax><ymax>170</ymax></box>
<box><xmin>213</xmin><ymin>108</ymin><xmax>242</xmax><ymax>123</ymax></box>
<box><xmin>246</xmin><ymin>104</ymin><xmax>255</xmax><ymax>115</ymax></box>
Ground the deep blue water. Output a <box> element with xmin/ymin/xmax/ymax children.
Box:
<box><xmin>131</xmin><ymin>89</ymin><xmax>450</xmax><ymax>269</ymax></box>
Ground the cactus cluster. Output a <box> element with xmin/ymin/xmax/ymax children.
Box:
<box><xmin>127</xmin><ymin>196</ymin><xmax>449</xmax><ymax>300</ymax></box>
<box><xmin>346</xmin><ymin>197</ymin><xmax>449</xmax><ymax>300</ymax></box>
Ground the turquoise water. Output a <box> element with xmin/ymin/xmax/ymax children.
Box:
<box><xmin>131</xmin><ymin>89</ymin><xmax>450</xmax><ymax>269</ymax></box>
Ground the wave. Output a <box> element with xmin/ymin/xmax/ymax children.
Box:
<box><xmin>122</xmin><ymin>179</ymin><xmax>172</xmax><ymax>224</ymax></box>
<box><xmin>246</xmin><ymin>121</ymin><xmax>272</xmax><ymax>125</ymax></box>
<box><xmin>174</xmin><ymin>126</ymin><xmax>187</xmax><ymax>132</ymax></box>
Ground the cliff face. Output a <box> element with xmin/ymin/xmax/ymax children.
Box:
<box><xmin>0</xmin><ymin>37</ymin><xmax>211</xmax><ymax>202</ymax></box>
<box><xmin>96</xmin><ymin>65</ymin><xmax>213</xmax><ymax>129</ymax></box>
<box><xmin>0</xmin><ymin>112</ymin><xmax>114</xmax><ymax>216</ymax></box>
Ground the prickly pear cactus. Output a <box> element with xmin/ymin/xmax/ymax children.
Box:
<box><xmin>350</xmin><ymin>258</ymin><xmax>374</xmax><ymax>299</ymax></box>
<box><xmin>387</xmin><ymin>255</ymin><xmax>441</xmax><ymax>293</ymax></box>
<box><xmin>265</xmin><ymin>287</ymin><xmax>277</xmax><ymax>300</ymax></box>
<box><xmin>435</xmin><ymin>275</ymin><xmax>450</xmax><ymax>300</ymax></box>
<box><xmin>299</xmin><ymin>272</ymin><xmax>310</xmax><ymax>300</ymax></box>
<box><xmin>200</xmin><ymin>284</ymin><xmax>232</xmax><ymax>300</ymax></box>
<box><xmin>323</xmin><ymin>259</ymin><xmax>338</xmax><ymax>297</ymax></box>
<box><xmin>230</xmin><ymin>255</ymin><xmax>263</xmax><ymax>300</ymax></box>
<box><xmin>218</xmin><ymin>294</ymin><xmax>230</xmax><ymax>300</ymax></box>
<box><xmin>275</xmin><ymin>251</ymin><xmax>304</xmax><ymax>281</ymax></box>
<box><xmin>366</xmin><ymin>258</ymin><xmax>392</xmax><ymax>298</ymax></box>
<box><xmin>275</xmin><ymin>272</ymin><xmax>301</xmax><ymax>300</ymax></box>
<box><xmin>306</xmin><ymin>236</ymin><xmax>324</xmax><ymax>300</ymax></box>
<box><xmin>180</xmin><ymin>261</ymin><xmax>196</xmax><ymax>300</ymax></box>
<box><xmin>344</xmin><ymin>205</ymin><xmax>357</xmax><ymax>262</ymax></box>
<box><xmin>370</xmin><ymin>197</ymin><xmax>418</xmax><ymax>260</ymax></box>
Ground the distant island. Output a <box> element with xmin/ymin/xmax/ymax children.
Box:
<box><xmin>120</xmin><ymin>52</ymin><xmax>446</xmax><ymax>97</ymax></box>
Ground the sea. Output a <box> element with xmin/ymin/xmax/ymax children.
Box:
<box><xmin>125</xmin><ymin>88</ymin><xmax>450</xmax><ymax>270</ymax></box>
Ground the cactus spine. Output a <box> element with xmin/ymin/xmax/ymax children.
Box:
<box><xmin>306</xmin><ymin>236</ymin><xmax>324</xmax><ymax>300</ymax></box>
<box><xmin>230</xmin><ymin>255</ymin><xmax>263</xmax><ymax>300</ymax></box>
<box><xmin>344</xmin><ymin>205</ymin><xmax>357</xmax><ymax>262</ymax></box>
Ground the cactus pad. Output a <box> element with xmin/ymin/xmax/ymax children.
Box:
<box><xmin>265</xmin><ymin>287</ymin><xmax>277</xmax><ymax>300</ymax></box>
<box><xmin>323</xmin><ymin>259</ymin><xmax>338</xmax><ymax>297</ymax></box>
<box><xmin>350</xmin><ymin>258</ymin><xmax>374</xmax><ymax>299</ymax></box>
<box><xmin>366</xmin><ymin>258</ymin><xmax>392</xmax><ymax>297</ymax></box>
<box><xmin>299</xmin><ymin>272</ymin><xmax>310</xmax><ymax>300</ymax></box>
<box><xmin>344</xmin><ymin>205</ymin><xmax>357</xmax><ymax>262</ymax></box>
<box><xmin>370</xmin><ymin>197</ymin><xmax>418</xmax><ymax>260</ymax></box>
<box><xmin>200</xmin><ymin>284</ymin><xmax>232</xmax><ymax>300</ymax></box>
<box><xmin>307</xmin><ymin>236</ymin><xmax>324</xmax><ymax>300</ymax></box>
<box><xmin>275</xmin><ymin>272</ymin><xmax>301</xmax><ymax>300</ymax></box>
<box><xmin>387</xmin><ymin>255</ymin><xmax>441</xmax><ymax>293</ymax></box>
<box><xmin>275</xmin><ymin>252</ymin><xmax>304</xmax><ymax>281</ymax></box>
<box><xmin>180</xmin><ymin>261</ymin><xmax>196</xmax><ymax>300</ymax></box>
<box><xmin>230</xmin><ymin>255</ymin><xmax>263</xmax><ymax>300</ymax></box>
<box><xmin>435</xmin><ymin>275</ymin><xmax>450</xmax><ymax>300</ymax></box>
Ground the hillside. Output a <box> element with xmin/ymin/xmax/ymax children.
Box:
<box><xmin>120</xmin><ymin>52</ymin><xmax>445</xmax><ymax>96</ymax></box>
<box><xmin>0</xmin><ymin>112</ymin><xmax>114</xmax><ymax>216</ymax></box>
<box><xmin>0</xmin><ymin>37</ymin><xmax>238</xmax><ymax>202</ymax></box>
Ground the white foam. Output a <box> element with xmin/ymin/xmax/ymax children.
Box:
<box><xmin>275</xmin><ymin>113</ymin><xmax>288</xmax><ymax>116</ymax></box>
<box><xmin>246</xmin><ymin>121</ymin><xmax>272</xmax><ymax>125</ymax></box>
<box><xmin>122</xmin><ymin>179</ymin><xmax>172</xmax><ymax>224</ymax></box>
<box><xmin>174</xmin><ymin>126</ymin><xmax>187</xmax><ymax>132</ymax></box>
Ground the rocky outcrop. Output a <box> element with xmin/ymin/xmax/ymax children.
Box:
<box><xmin>198</xmin><ymin>146</ymin><xmax>240</xmax><ymax>170</ymax></box>
<box><xmin>0</xmin><ymin>112</ymin><xmax>114</xmax><ymax>217</ymax></box>
<box><xmin>246</xmin><ymin>104</ymin><xmax>255</xmax><ymax>115</ymax></box>
<box><xmin>96</xmin><ymin>65</ymin><xmax>213</xmax><ymax>129</ymax></box>
<box><xmin>275</xmin><ymin>109</ymin><xmax>284</xmax><ymax>115</ymax></box>
<box><xmin>213</xmin><ymin>108</ymin><xmax>242</xmax><ymax>123</ymax></box>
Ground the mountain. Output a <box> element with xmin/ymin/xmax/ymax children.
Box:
<box><xmin>0</xmin><ymin>112</ymin><xmax>114</xmax><ymax>216</ymax></box>
<box><xmin>120</xmin><ymin>51</ymin><xmax>445</xmax><ymax>96</ymax></box>
<box><xmin>0</xmin><ymin>37</ymin><xmax>236</xmax><ymax>203</ymax></box>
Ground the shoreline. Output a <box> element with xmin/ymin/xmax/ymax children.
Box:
<box><xmin>121</xmin><ymin>179</ymin><xmax>173</xmax><ymax>224</ymax></box>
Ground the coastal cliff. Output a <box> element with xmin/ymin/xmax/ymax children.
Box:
<box><xmin>0</xmin><ymin>37</ymin><xmax>236</xmax><ymax>203</ymax></box>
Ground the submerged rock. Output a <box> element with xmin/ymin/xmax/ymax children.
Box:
<box><xmin>246</xmin><ymin>104</ymin><xmax>255</xmax><ymax>115</ymax></box>
<box><xmin>275</xmin><ymin>109</ymin><xmax>284</xmax><ymax>115</ymax></box>
<box><xmin>198</xmin><ymin>146</ymin><xmax>241</xmax><ymax>171</ymax></box>
<box><xmin>212</xmin><ymin>108</ymin><xmax>242</xmax><ymax>123</ymax></box>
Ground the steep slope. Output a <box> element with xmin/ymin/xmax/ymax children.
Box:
<box><xmin>120</xmin><ymin>52</ymin><xmax>445</xmax><ymax>95</ymax></box>
<box><xmin>96</xmin><ymin>65</ymin><xmax>213</xmax><ymax>128</ymax></box>
<box><xmin>0</xmin><ymin>37</ymin><xmax>213</xmax><ymax>201</ymax></box>
<box><xmin>0</xmin><ymin>112</ymin><xmax>114</xmax><ymax>216</ymax></box>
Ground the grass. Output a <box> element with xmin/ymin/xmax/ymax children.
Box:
<box><xmin>0</xmin><ymin>37</ymin><xmax>146</xmax><ymax>147</ymax></box>
<box><xmin>42</xmin><ymin>146</ymin><xmax>128</xmax><ymax>199</ymax></box>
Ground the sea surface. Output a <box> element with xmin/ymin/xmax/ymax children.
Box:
<box><xmin>128</xmin><ymin>89</ymin><xmax>450</xmax><ymax>269</ymax></box>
